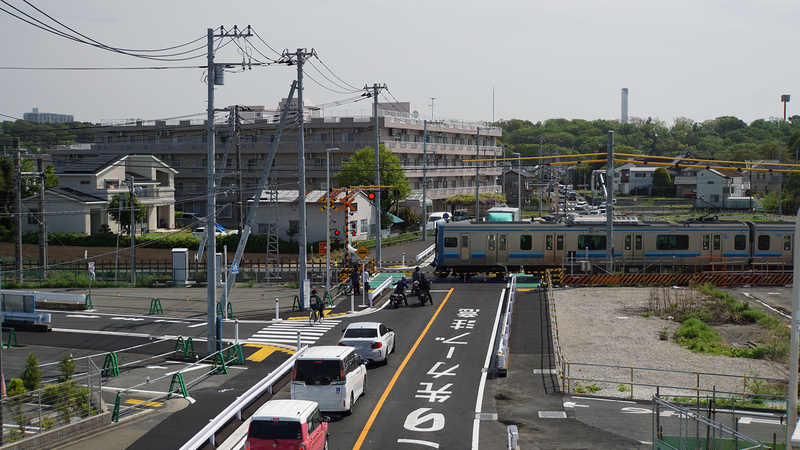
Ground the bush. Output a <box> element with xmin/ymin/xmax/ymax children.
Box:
<box><xmin>22</xmin><ymin>353</ymin><xmax>42</xmax><ymax>391</ymax></box>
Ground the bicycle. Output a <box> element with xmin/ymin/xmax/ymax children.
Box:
<box><xmin>309</xmin><ymin>307</ymin><xmax>324</xmax><ymax>325</ymax></box>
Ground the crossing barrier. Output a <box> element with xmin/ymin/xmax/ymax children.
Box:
<box><xmin>562</xmin><ymin>271</ymin><xmax>793</xmax><ymax>287</ymax></box>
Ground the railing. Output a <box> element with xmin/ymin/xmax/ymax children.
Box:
<box><xmin>545</xmin><ymin>270</ymin><xmax>567</xmax><ymax>392</ymax></box>
<box><xmin>496</xmin><ymin>274</ymin><xmax>516</xmax><ymax>375</ymax></box>
<box><xmin>416</xmin><ymin>245</ymin><xmax>435</xmax><ymax>263</ymax></box>
<box><xmin>369</xmin><ymin>276</ymin><xmax>394</xmax><ymax>304</ymax></box>
<box><xmin>180</xmin><ymin>347</ymin><xmax>308</xmax><ymax>450</ymax></box>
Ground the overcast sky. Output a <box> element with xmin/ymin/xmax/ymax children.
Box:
<box><xmin>2</xmin><ymin>1</ymin><xmax>797</xmax><ymax>128</ymax></box>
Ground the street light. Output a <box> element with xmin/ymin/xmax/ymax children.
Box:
<box><xmin>512</xmin><ymin>152</ymin><xmax>521</xmax><ymax>210</ymax></box>
<box><xmin>325</xmin><ymin>147</ymin><xmax>340</xmax><ymax>293</ymax></box>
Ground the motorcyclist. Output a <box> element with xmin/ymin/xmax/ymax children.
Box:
<box><xmin>419</xmin><ymin>273</ymin><xmax>433</xmax><ymax>306</ymax></box>
<box><xmin>392</xmin><ymin>276</ymin><xmax>409</xmax><ymax>306</ymax></box>
<box><xmin>411</xmin><ymin>267</ymin><xmax>422</xmax><ymax>296</ymax></box>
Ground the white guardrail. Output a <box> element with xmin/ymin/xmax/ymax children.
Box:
<box><xmin>497</xmin><ymin>274</ymin><xmax>516</xmax><ymax>374</ymax></box>
<box><xmin>416</xmin><ymin>244</ymin><xmax>435</xmax><ymax>262</ymax></box>
<box><xmin>179</xmin><ymin>346</ymin><xmax>309</xmax><ymax>450</ymax></box>
<box><xmin>369</xmin><ymin>276</ymin><xmax>394</xmax><ymax>304</ymax></box>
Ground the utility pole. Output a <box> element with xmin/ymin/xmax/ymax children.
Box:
<box><xmin>606</xmin><ymin>131</ymin><xmax>614</xmax><ymax>273</ymax></box>
<box><xmin>297</xmin><ymin>49</ymin><xmax>315</xmax><ymax>308</ymax></box>
<box><xmin>422</xmin><ymin>120</ymin><xmax>429</xmax><ymax>241</ymax></box>
<box><xmin>38</xmin><ymin>159</ymin><xmax>47</xmax><ymax>279</ymax></box>
<box><xmin>370</xmin><ymin>83</ymin><xmax>387</xmax><ymax>262</ymax></box>
<box><xmin>235</xmin><ymin>105</ymin><xmax>244</xmax><ymax>235</ymax></box>
<box><xmin>13</xmin><ymin>138</ymin><xmax>22</xmax><ymax>282</ymax></box>
<box><xmin>130</xmin><ymin>176</ymin><xmax>136</xmax><ymax>286</ymax></box>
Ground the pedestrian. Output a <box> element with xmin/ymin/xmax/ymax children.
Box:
<box><xmin>350</xmin><ymin>268</ymin><xmax>360</xmax><ymax>295</ymax></box>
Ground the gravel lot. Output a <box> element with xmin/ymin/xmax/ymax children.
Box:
<box><xmin>553</xmin><ymin>286</ymin><xmax>788</xmax><ymax>401</ymax></box>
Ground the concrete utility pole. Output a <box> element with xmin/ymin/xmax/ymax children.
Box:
<box><xmin>130</xmin><ymin>176</ymin><xmax>136</xmax><ymax>285</ymax></box>
<box><xmin>422</xmin><ymin>121</ymin><xmax>429</xmax><ymax>241</ymax></box>
<box><xmin>297</xmin><ymin>49</ymin><xmax>315</xmax><ymax>308</ymax></box>
<box><xmin>606</xmin><ymin>131</ymin><xmax>614</xmax><ymax>273</ymax></box>
<box><xmin>371</xmin><ymin>83</ymin><xmax>386</xmax><ymax>262</ymax></box>
<box><xmin>234</xmin><ymin>105</ymin><xmax>244</xmax><ymax>235</ymax></box>
<box><xmin>206</xmin><ymin>27</ymin><xmax>219</xmax><ymax>354</ymax></box>
<box><xmin>13</xmin><ymin>138</ymin><xmax>22</xmax><ymax>282</ymax></box>
<box><xmin>38</xmin><ymin>159</ymin><xmax>47</xmax><ymax>279</ymax></box>
<box><xmin>790</xmin><ymin>206</ymin><xmax>800</xmax><ymax>446</ymax></box>
<box><xmin>475</xmin><ymin>127</ymin><xmax>481</xmax><ymax>219</ymax></box>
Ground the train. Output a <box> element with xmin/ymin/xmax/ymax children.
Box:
<box><xmin>432</xmin><ymin>218</ymin><xmax>796</xmax><ymax>278</ymax></box>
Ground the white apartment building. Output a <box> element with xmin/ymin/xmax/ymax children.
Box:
<box><xmin>49</xmin><ymin>100</ymin><xmax>503</xmax><ymax>231</ymax></box>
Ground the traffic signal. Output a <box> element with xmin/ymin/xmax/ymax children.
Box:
<box><xmin>380</xmin><ymin>188</ymin><xmax>389</xmax><ymax>200</ymax></box>
<box><xmin>330</xmin><ymin>228</ymin><xmax>340</xmax><ymax>237</ymax></box>
<box><xmin>368</xmin><ymin>192</ymin><xmax>376</xmax><ymax>201</ymax></box>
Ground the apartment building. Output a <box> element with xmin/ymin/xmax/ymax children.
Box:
<box><xmin>49</xmin><ymin>100</ymin><xmax>503</xmax><ymax>231</ymax></box>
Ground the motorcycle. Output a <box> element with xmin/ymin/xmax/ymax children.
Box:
<box><xmin>390</xmin><ymin>292</ymin><xmax>406</xmax><ymax>308</ymax></box>
<box><xmin>418</xmin><ymin>282</ymin><xmax>433</xmax><ymax>306</ymax></box>
<box><xmin>411</xmin><ymin>280</ymin><xmax>420</xmax><ymax>297</ymax></box>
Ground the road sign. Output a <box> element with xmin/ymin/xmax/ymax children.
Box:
<box><xmin>356</xmin><ymin>245</ymin><xmax>370</xmax><ymax>259</ymax></box>
<box><xmin>231</xmin><ymin>261</ymin><xmax>239</xmax><ymax>274</ymax></box>
<box><xmin>87</xmin><ymin>261</ymin><xmax>95</xmax><ymax>275</ymax></box>
<box><xmin>341</xmin><ymin>196</ymin><xmax>355</xmax><ymax>211</ymax></box>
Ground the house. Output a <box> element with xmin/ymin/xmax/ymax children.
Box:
<box><xmin>745</xmin><ymin>160</ymin><xmax>784</xmax><ymax>196</ymax></box>
<box><xmin>248</xmin><ymin>189</ymin><xmax>375</xmax><ymax>243</ymax></box>
<box><xmin>501</xmin><ymin>165</ymin><xmax>537</xmax><ymax>208</ymax></box>
<box><xmin>22</xmin><ymin>154</ymin><xmax>177</xmax><ymax>235</ymax></box>
<box><xmin>695</xmin><ymin>169</ymin><xmax>749</xmax><ymax>209</ymax></box>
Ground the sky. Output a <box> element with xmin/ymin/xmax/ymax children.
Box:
<box><xmin>2</xmin><ymin>0</ymin><xmax>798</xmax><ymax>128</ymax></box>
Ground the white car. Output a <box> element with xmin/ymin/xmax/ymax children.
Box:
<box><xmin>192</xmin><ymin>227</ymin><xmax>228</xmax><ymax>239</ymax></box>
<box><xmin>338</xmin><ymin>322</ymin><xmax>396</xmax><ymax>364</ymax></box>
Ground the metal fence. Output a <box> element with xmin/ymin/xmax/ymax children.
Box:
<box><xmin>653</xmin><ymin>396</ymin><xmax>775</xmax><ymax>450</ymax></box>
<box><xmin>1</xmin><ymin>358</ymin><xmax>102</xmax><ymax>446</ymax></box>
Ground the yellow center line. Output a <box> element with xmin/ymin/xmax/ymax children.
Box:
<box><xmin>352</xmin><ymin>287</ymin><xmax>455</xmax><ymax>450</ymax></box>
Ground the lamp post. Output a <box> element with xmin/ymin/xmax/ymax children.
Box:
<box><xmin>512</xmin><ymin>152</ymin><xmax>521</xmax><ymax>210</ymax></box>
<box><xmin>326</xmin><ymin>148</ymin><xmax>339</xmax><ymax>293</ymax></box>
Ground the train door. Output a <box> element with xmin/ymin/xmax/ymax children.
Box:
<box><xmin>487</xmin><ymin>234</ymin><xmax>497</xmax><ymax>263</ymax></box>
<box><xmin>497</xmin><ymin>234</ymin><xmax>508</xmax><ymax>264</ymax></box>
<box><xmin>460</xmin><ymin>233</ymin><xmax>470</xmax><ymax>263</ymax></box>
<box><xmin>544</xmin><ymin>234</ymin><xmax>554</xmax><ymax>263</ymax></box>
<box><xmin>553</xmin><ymin>234</ymin><xmax>565</xmax><ymax>264</ymax></box>
<box><xmin>622</xmin><ymin>233</ymin><xmax>644</xmax><ymax>259</ymax></box>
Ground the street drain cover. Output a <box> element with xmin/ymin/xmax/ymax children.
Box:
<box><xmin>475</xmin><ymin>413</ymin><xmax>497</xmax><ymax>420</ymax></box>
<box><xmin>538</xmin><ymin>411</ymin><xmax>567</xmax><ymax>419</ymax></box>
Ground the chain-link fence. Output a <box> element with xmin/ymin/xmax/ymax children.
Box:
<box><xmin>653</xmin><ymin>395</ymin><xmax>777</xmax><ymax>449</ymax></box>
<box><xmin>0</xmin><ymin>358</ymin><xmax>103</xmax><ymax>446</ymax></box>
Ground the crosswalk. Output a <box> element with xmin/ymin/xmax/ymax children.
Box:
<box><xmin>245</xmin><ymin>318</ymin><xmax>342</xmax><ymax>347</ymax></box>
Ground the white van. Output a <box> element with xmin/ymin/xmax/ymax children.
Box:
<box><xmin>427</xmin><ymin>211</ymin><xmax>451</xmax><ymax>225</ymax></box>
<box><xmin>291</xmin><ymin>346</ymin><xmax>367</xmax><ymax>414</ymax></box>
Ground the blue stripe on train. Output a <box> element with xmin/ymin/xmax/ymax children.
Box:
<box><xmin>508</xmin><ymin>252</ymin><xmax>545</xmax><ymax>258</ymax></box>
<box><xmin>644</xmin><ymin>252</ymin><xmax>702</xmax><ymax>257</ymax></box>
<box><xmin>754</xmin><ymin>252</ymin><xmax>783</xmax><ymax>257</ymax></box>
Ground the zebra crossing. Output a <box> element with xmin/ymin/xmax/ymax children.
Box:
<box><xmin>245</xmin><ymin>318</ymin><xmax>342</xmax><ymax>347</ymax></box>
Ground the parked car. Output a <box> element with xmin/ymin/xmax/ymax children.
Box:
<box><xmin>427</xmin><ymin>211</ymin><xmax>451</xmax><ymax>225</ymax></box>
<box><xmin>177</xmin><ymin>212</ymin><xmax>202</xmax><ymax>228</ymax></box>
<box><xmin>450</xmin><ymin>210</ymin><xmax>473</xmax><ymax>222</ymax></box>
<box><xmin>337</xmin><ymin>322</ymin><xmax>396</xmax><ymax>364</ymax></box>
<box><xmin>291</xmin><ymin>346</ymin><xmax>367</xmax><ymax>414</ymax></box>
<box><xmin>192</xmin><ymin>226</ymin><xmax>228</xmax><ymax>239</ymax></box>
<box><xmin>246</xmin><ymin>399</ymin><xmax>329</xmax><ymax>450</ymax></box>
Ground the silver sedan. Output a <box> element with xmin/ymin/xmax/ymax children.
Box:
<box><xmin>338</xmin><ymin>322</ymin><xmax>396</xmax><ymax>364</ymax></box>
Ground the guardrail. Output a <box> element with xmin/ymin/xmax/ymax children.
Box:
<box><xmin>180</xmin><ymin>346</ymin><xmax>308</xmax><ymax>450</ymax></box>
<box><xmin>416</xmin><ymin>244</ymin><xmax>435</xmax><ymax>262</ymax></box>
<box><xmin>496</xmin><ymin>274</ymin><xmax>516</xmax><ymax>376</ymax></box>
<box><xmin>545</xmin><ymin>270</ymin><xmax>567</xmax><ymax>392</ymax></box>
<box><xmin>369</xmin><ymin>276</ymin><xmax>394</xmax><ymax>304</ymax></box>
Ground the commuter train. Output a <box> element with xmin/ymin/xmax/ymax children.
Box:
<box><xmin>432</xmin><ymin>219</ymin><xmax>796</xmax><ymax>277</ymax></box>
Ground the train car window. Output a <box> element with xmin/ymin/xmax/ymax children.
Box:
<box><xmin>702</xmin><ymin>235</ymin><xmax>709</xmax><ymax>251</ymax></box>
<box><xmin>520</xmin><ymin>235</ymin><xmax>532</xmax><ymax>250</ymax></box>
<box><xmin>757</xmin><ymin>235</ymin><xmax>770</xmax><ymax>251</ymax></box>
<box><xmin>444</xmin><ymin>237</ymin><xmax>458</xmax><ymax>247</ymax></box>
<box><xmin>655</xmin><ymin>235</ymin><xmax>689</xmax><ymax>251</ymax></box>
<box><xmin>488</xmin><ymin>235</ymin><xmax>496</xmax><ymax>251</ymax></box>
<box><xmin>713</xmin><ymin>235</ymin><xmax>720</xmax><ymax>250</ymax></box>
<box><xmin>462</xmin><ymin>235</ymin><xmax>469</xmax><ymax>248</ymax></box>
<box><xmin>624</xmin><ymin>235</ymin><xmax>631</xmax><ymax>251</ymax></box>
<box><xmin>635</xmin><ymin>235</ymin><xmax>642</xmax><ymax>251</ymax></box>
<box><xmin>546</xmin><ymin>235</ymin><xmax>553</xmax><ymax>251</ymax></box>
<box><xmin>556</xmin><ymin>235</ymin><xmax>564</xmax><ymax>251</ymax></box>
<box><xmin>785</xmin><ymin>235</ymin><xmax>792</xmax><ymax>251</ymax></box>
<box><xmin>577</xmin><ymin>235</ymin><xmax>606</xmax><ymax>250</ymax></box>
<box><xmin>734</xmin><ymin>235</ymin><xmax>746</xmax><ymax>251</ymax></box>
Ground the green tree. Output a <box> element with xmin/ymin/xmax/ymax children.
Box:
<box><xmin>335</xmin><ymin>145</ymin><xmax>410</xmax><ymax>229</ymax></box>
<box><xmin>107</xmin><ymin>193</ymin><xmax>147</xmax><ymax>230</ymax></box>
<box><xmin>652</xmin><ymin>167</ymin><xmax>672</xmax><ymax>187</ymax></box>
<box><xmin>21</xmin><ymin>353</ymin><xmax>42</xmax><ymax>391</ymax></box>
<box><xmin>58</xmin><ymin>356</ymin><xmax>76</xmax><ymax>383</ymax></box>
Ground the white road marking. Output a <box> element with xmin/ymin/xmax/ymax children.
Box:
<box><xmin>66</xmin><ymin>314</ymin><xmax>100</xmax><ymax>319</ymax></box>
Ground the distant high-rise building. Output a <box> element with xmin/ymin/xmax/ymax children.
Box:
<box><xmin>23</xmin><ymin>108</ymin><xmax>74</xmax><ymax>124</ymax></box>
<box><xmin>621</xmin><ymin>88</ymin><xmax>628</xmax><ymax>124</ymax></box>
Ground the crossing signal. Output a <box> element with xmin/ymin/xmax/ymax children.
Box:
<box><xmin>380</xmin><ymin>188</ymin><xmax>389</xmax><ymax>200</ymax></box>
<box><xmin>351</xmin><ymin>231</ymin><xmax>357</xmax><ymax>236</ymax></box>
<box><xmin>368</xmin><ymin>192</ymin><xmax>376</xmax><ymax>201</ymax></box>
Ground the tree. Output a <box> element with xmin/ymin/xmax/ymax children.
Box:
<box><xmin>335</xmin><ymin>145</ymin><xmax>410</xmax><ymax>229</ymax></box>
<box><xmin>58</xmin><ymin>356</ymin><xmax>76</xmax><ymax>383</ymax></box>
<box><xmin>21</xmin><ymin>353</ymin><xmax>41</xmax><ymax>391</ymax></box>
<box><xmin>652</xmin><ymin>167</ymin><xmax>672</xmax><ymax>187</ymax></box>
<box><xmin>107</xmin><ymin>193</ymin><xmax>147</xmax><ymax>230</ymax></box>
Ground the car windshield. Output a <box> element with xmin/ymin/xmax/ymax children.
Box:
<box><xmin>428</xmin><ymin>216</ymin><xmax>441</xmax><ymax>222</ymax></box>
<box><xmin>249</xmin><ymin>419</ymin><xmax>302</xmax><ymax>440</ymax></box>
<box><xmin>294</xmin><ymin>360</ymin><xmax>342</xmax><ymax>385</ymax></box>
<box><xmin>344</xmin><ymin>328</ymin><xmax>378</xmax><ymax>338</ymax></box>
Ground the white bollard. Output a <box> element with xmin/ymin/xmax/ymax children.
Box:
<box><xmin>235</xmin><ymin>319</ymin><xmax>239</xmax><ymax>345</ymax></box>
<box><xmin>297</xmin><ymin>331</ymin><xmax>301</xmax><ymax>351</ymax></box>
<box><xmin>350</xmin><ymin>293</ymin><xmax>354</xmax><ymax>314</ymax></box>
<box><xmin>402</xmin><ymin>252</ymin><xmax>405</xmax><ymax>267</ymax></box>
<box><xmin>276</xmin><ymin>298</ymin><xmax>280</xmax><ymax>320</ymax></box>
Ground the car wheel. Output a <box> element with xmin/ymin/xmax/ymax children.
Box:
<box><xmin>383</xmin><ymin>351</ymin><xmax>389</xmax><ymax>365</ymax></box>
<box><xmin>324</xmin><ymin>439</ymin><xmax>329</xmax><ymax>450</ymax></box>
<box><xmin>390</xmin><ymin>338</ymin><xmax>396</xmax><ymax>353</ymax></box>
<box><xmin>347</xmin><ymin>392</ymin><xmax>355</xmax><ymax>415</ymax></box>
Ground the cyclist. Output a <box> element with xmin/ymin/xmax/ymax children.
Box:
<box><xmin>309</xmin><ymin>289</ymin><xmax>325</xmax><ymax>323</ymax></box>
